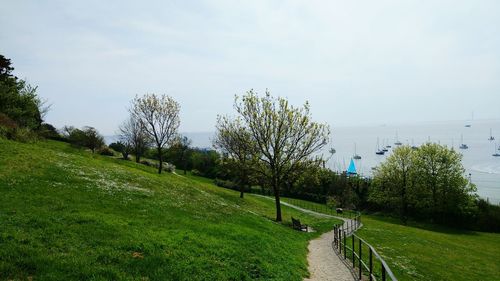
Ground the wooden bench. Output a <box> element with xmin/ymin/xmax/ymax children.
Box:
<box><xmin>292</xmin><ymin>217</ymin><xmax>308</xmax><ymax>232</ymax></box>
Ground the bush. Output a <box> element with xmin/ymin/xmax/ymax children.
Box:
<box><xmin>140</xmin><ymin>160</ymin><xmax>153</xmax><ymax>166</ymax></box>
<box><xmin>98</xmin><ymin>146</ymin><xmax>115</xmax><ymax>156</ymax></box>
<box><xmin>163</xmin><ymin>162</ymin><xmax>176</xmax><ymax>173</ymax></box>
<box><xmin>214</xmin><ymin>179</ymin><xmax>237</xmax><ymax>190</ymax></box>
<box><xmin>0</xmin><ymin>125</ymin><xmax>9</xmax><ymax>139</ymax></box>
<box><xmin>0</xmin><ymin>113</ymin><xmax>17</xmax><ymax>139</ymax></box>
<box><xmin>39</xmin><ymin>123</ymin><xmax>63</xmax><ymax>140</ymax></box>
<box><xmin>12</xmin><ymin>127</ymin><xmax>38</xmax><ymax>143</ymax></box>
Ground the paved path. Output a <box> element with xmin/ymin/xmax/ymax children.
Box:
<box><xmin>251</xmin><ymin>195</ymin><xmax>361</xmax><ymax>281</ymax></box>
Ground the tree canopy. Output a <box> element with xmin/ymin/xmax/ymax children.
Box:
<box><xmin>370</xmin><ymin>144</ymin><xmax>477</xmax><ymax>223</ymax></box>
<box><xmin>224</xmin><ymin>90</ymin><xmax>330</xmax><ymax>221</ymax></box>
<box><xmin>131</xmin><ymin>93</ymin><xmax>180</xmax><ymax>174</ymax></box>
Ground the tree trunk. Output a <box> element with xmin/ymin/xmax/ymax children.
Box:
<box><xmin>157</xmin><ymin>147</ymin><xmax>163</xmax><ymax>174</ymax></box>
<box><xmin>135</xmin><ymin>148</ymin><xmax>141</xmax><ymax>163</ymax></box>
<box><xmin>401</xmin><ymin>171</ymin><xmax>408</xmax><ymax>224</ymax></box>
<box><xmin>274</xmin><ymin>178</ymin><xmax>282</xmax><ymax>222</ymax></box>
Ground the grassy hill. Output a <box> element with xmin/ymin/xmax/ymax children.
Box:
<box><xmin>276</xmin><ymin>197</ymin><xmax>500</xmax><ymax>281</ymax></box>
<box><xmin>0</xmin><ymin>139</ymin><xmax>340</xmax><ymax>281</ymax></box>
<box><xmin>356</xmin><ymin>216</ymin><xmax>500</xmax><ymax>281</ymax></box>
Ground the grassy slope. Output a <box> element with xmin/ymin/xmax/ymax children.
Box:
<box><xmin>0</xmin><ymin>139</ymin><xmax>340</xmax><ymax>281</ymax></box>
<box><xmin>356</xmin><ymin>216</ymin><xmax>500</xmax><ymax>281</ymax></box>
<box><xmin>276</xmin><ymin>195</ymin><xmax>500</xmax><ymax>280</ymax></box>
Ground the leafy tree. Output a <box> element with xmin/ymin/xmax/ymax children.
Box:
<box><xmin>109</xmin><ymin>141</ymin><xmax>131</xmax><ymax>160</ymax></box>
<box><xmin>370</xmin><ymin>144</ymin><xmax>477</xmax><ymax>224</ymax></box>
<box><xmin>64</xmin><ymin>126</ymin><xmax>104</xmax><ymax>153</ymax></box>
<box><xmin>413</xmin><ymin>143</ymin><xmax>476</xmax><ymax>221</ymax></box>
<box><xmin>0</xmin><ymin>55</ymin><xmax>48</xmax><ymax>131</ymax></box>
<box><xmin>370</xmin><ymin>146</ymin><xmax>415</xmax><ymax>223</ymax></box>
<box><xmin>118</xmin><ymin>116</ymin><xmax>148</xmax><ymax>163</ymax></box>
<box><xmin>131</xmin><ymin>94</ymin><xmax>180</xmax><ymax>174</ymax></box>
<box><xmin>172</xmin><ymin>135</ymin><xmax>192</xmax><ymax>175</ymax></box>
<box><xmin>189</xmin><ymin>148</ymin><xmax>220</xmax><ymax>178</ymax></box>
<box><xmin>82</xmin><ymin>126</ymin><xmax>105</xmax><ymax>153</ymax></box>
<box><xmin>232</xmin><ymin>90</ymin><xmax>330</xmax><ymax>221</ymax></box>
<box><xmin>213</xmin><ymin>116</ymin><xmax>258</xmax><ymax>198</ymax></box>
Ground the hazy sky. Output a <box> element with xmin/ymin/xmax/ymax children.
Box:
<box><xmin>1</xmin><ymin>0</ymin><xmax>499</xmax><ymax>135</ymax></box>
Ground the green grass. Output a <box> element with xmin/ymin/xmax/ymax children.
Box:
<box><xmin>356</xmin><ymin>216</ymin><xmax>500</xmax><ymax>281</ymax></box>
<box><xmin>277</xmin><ymin>195</ymin><xmax>500</xmax><ymax>281</ymax></box>
<box><xmin>280</xmin><ymin>197</ymin><xmax>358</xmax><ymax>218</ymax></box>
<box><xmin>0</xmin><ymin>139</ymin><xmax>340</xmax><ymax>281</ymax></box>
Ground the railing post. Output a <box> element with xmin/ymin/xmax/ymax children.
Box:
<box><xmin>359</xmin><ymin>238</ymin><xmax>362</xmax><ymax>280</ymax></box>
<box><xmin>336</xmin><ymin>227</ymin><xmax>339</xmax><ymax>251</ymax></box>
<box><xmin>382</xmin><ymin>265</ymin><xmax>386</xmax><ymax>281</ymax></box>
<box><xmin>334</xmin><ymin>226</ymin><xmax>338</xmax><ymax>248</ymax></box>
<box><xmin>343</xmin><ymin>230</ymin><xmax>346</xmax><ymax>259</ymax></box>
<box><xmin>352</xmin><ymin>235</ymin><xmax>355</xmax><ymax>268</ymax></box>
<box><xmin>369</xmin><ymin>248</ymin><xmax>373</xmax><ymax>281</ymax></box>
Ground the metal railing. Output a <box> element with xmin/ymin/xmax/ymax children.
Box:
<box><xmin>333</xmin><ymin>215</ymin><xmax>397</xmax><ymax>281</ymax></box>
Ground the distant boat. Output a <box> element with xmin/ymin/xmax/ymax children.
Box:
<box><xmin>353</xmin><ymin>143</ymin><xmax>362</xmax><ymax>160</ymax></box>
<box><xmin>381</xmin><ymin>139</ymin><xmax>388</xmax><ymax>151</ymax></box>
<box><xmin>459</xmin><ymin>134</ymin><xmax>469</xmax><ymax>150</ymax></box>
<box><xmin>347</xmin><ymin>158</ymin><xmax>357</xmax><ymax>175</ymax></box>
<box><xmin>394</xmin><ymin>131</ymin><xmax>402</xmax><ymax>146</ymax></box>
<box><xmin>492</xmin><ymin>144</ymin><xmax>500</xmax><ymax>157</ymax></box>
<box><xmin>375</xmin><ymin>137</ymin><xmax>385</xmax><ymax>155</ymax></box>
<box><xmin>465</xmin><ymin>112</ymin><xmax>473</xmax><ymax>127</ymax></box>
<box><xmin>493</xmin><ymin>143</ymin><xmax>500</xmax><ymax>157</ymax></box>
<box><xmin>488</xmin><ymin>129</ymin><xmax>495</xmax><ymax>141</ymax></box>
<box><xmin>411</xmin><ymin>139</ymin><xmax>418</xmax><ymax>150</ymax></box>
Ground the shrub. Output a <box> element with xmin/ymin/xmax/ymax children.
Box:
<box><xmin>39</xmin><ymin>123</ymin><xmax>63</xmax><ymax>140</ymax></box>
<box><xmin>98</xmin><ymin>146</ymin><xmax>115</xmax><ymax>156</ymax></box>
<box><xmin>140</xmin><ymin>160</ymin><xmax>153</xmax><ymax>166</ymax></box>
<box><xmin>0</xmin><ymin>125</ymin><xmax>8</xmax><ymax>139</ymax></box>
<box><xmin>214</xmin><ymin>179</ymin><xmax>237</xmax><ymax>190</ymax></box>
<box><xmin>11</xmin><ymin>127</ymin><xmax>39</xmax><ymax>143</ymax></box>
<box><xmin>163</xmin><ymin>163</ymin><xmax>176</xmax><ymax>173</ymax></box>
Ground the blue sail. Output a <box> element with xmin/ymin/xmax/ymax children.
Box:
<box><xmin>347</xmin><ymin>159</ymin><xmax>357</xmax><ymax>175</ymax></box>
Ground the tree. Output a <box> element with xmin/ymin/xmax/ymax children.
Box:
<box><xmin>0</xmin><ymin>55</ymin><xmax>48</xmax><ymax>131</ymax></box>
<box><xmin>131</xmin><ymin>94</ymin><xmax>180</xmax><ymax>174</ymax></box>
<box><xmin>172</xmin><ymin>135</ymin><xmax>192</xmax><ymax>175</ymax></box>
<box><xmin>63</xmin><ymin>126</ymin><xmax>104</xmax><ymax>153</ymax></box>
<box><xmin>233</xmin><ymin>90</ymin><xmax>330</xmax><ymax>221</ymax></box>
<box><xmin>213</xmin><ymin>115</ymin><xmax>258</xmax><ymax>198</ymax></box>
<box><xmin>370</xmin><ymin>144</ymin><xmax>476</xmax><ymax>224</ymax></box>
<box><xmin>118</xmin><ymin>116</ymin><xmax>148</xmax><ymax>163</ymax></box>
<box><xmin>82</xmin><ymin>126</ymin><xmax>104</xmax><ymax>153</ymax></box>
<box><xmin>370</xmin><ymin>146</ymin><xmax>415</xmax><ymax>224</ymax></box>
<box><xmin>413</xmin><ymin>143</ymin><xmax>476</xmax><ymax>221</ymax></box>
<box><xmin>109</xmin><ymin>141</ymin><xmax>131</xmax><ymax>160</ymax></box>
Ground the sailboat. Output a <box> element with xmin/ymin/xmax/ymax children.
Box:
<box><xmin>375</xmin><ymin>137</ymin><xmax>385</xmax><ymax>155</ymax></box>
<box><xmin>459</xmin><ymin>134</ymin><xmax>469</xmax><ymax>149</ymax></box>
<box><xmin>382</xmin><ymin>139</ymin><xmax>389</xmax><ymax>152</ymax></box>
<box><xmin>353</xmin><ymin>143</ymin><xmax>362</xmax><ymax>160</ymax></box>
<box><xmin>411</xmin><ymin>139</ymin><xmax>418</xmax><ymax>150</ymax></box>
<box><xmin>394</xmin><ymin>131</ymin><xmax>402</xmax><ymax>146</ymax></box>
<box><xmin>493</xmin><ymin>143</ymin><xmax>500</xmax><ymax>157</ymax></box>
<box><xmin>346</xmin><ymin>158</ymin><xmax>357</xmax><ymax>175</ymax></box>
<box><xmin>488</xmin><ymin>129</ymin><xmax>495</xmax><ymax>141</ymax></box>
<box><xmin>465</xmin><ymin>112</ymin><xmax>473</xmax><ymax>127</ymax></box>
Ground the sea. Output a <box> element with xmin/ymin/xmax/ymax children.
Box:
<box><xmin>108</xmin><ymin>119</ymin><xmax>500</xmax><ymax>205</ymax></box>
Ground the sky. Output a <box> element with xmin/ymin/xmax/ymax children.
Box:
<box><xmin>1</xmin><ymin>0</ymin><xmax>500</xmax><ymax>135</ymax></box>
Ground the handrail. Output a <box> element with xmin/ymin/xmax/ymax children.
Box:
<box><xmin>333</xmin><ymin>214</ymin><xmax>397</xmax><ymax>281</ymax></box>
